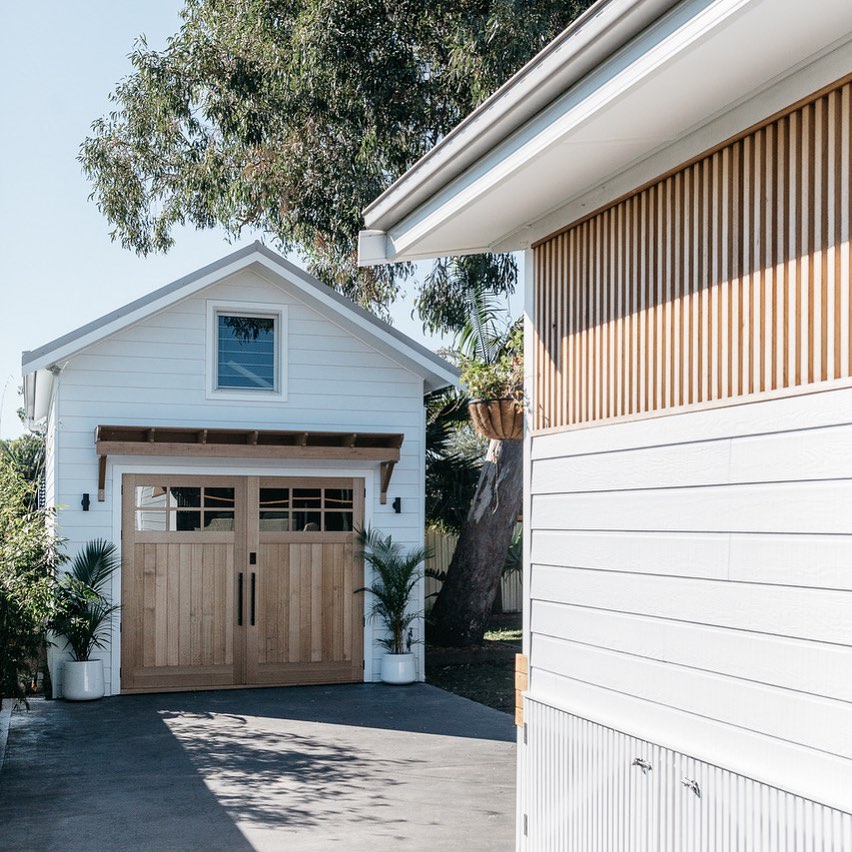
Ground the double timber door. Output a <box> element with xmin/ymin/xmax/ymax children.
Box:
<box><xmin>121</xmin><ymin>474</ymin><xmax>364</xmax><ymax>693</ymax></box>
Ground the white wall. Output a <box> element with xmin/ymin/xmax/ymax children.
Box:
<box><xmin>50</xmin><ymin>266</ymin><xmax>427</xmax><ymax>694</ymax></box>
<box><xmin>527</xmin><ymin>384</ymin><xmax>852</xmax><ymax>813</ymax></box>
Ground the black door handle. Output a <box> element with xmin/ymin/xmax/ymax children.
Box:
<box><xmin>237</xmin><ymin>572</ymin><xmax>243</xmax><ymax>626</ymax></box>
<box><xmin>250</xmin><ymin>572</ymin><xmax>256</xmax><ymax>626</ymax></box>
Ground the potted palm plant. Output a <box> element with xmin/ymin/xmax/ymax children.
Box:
<box><xmin>51</xmin><ymin>539</ymin><xmax>121</xmax><ymax>701</ymax></box>
<box><xmin>459</xmin><ymin>323</ymin><xmax>524</xmax><ymax>441</ymax></box>
<box><xmin>356</xmin><ymin>528</ymin><xmax>430</xmax><ymax>684</ymax></box>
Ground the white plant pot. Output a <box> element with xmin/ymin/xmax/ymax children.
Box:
<box><xmin>62</xmin><ymin>660</ymin><xmax>105</xmax><ymax>701</ymax></box>
<box><xmin>381</xmin><ymin>653</ymin><xmax>416</xmax><ymax>685</ymax></box>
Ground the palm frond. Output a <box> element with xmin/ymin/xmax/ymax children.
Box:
<box><xmin>355</xmin><ymin>527</ymin><xmax>430</xmax><ymax>654</ymax></box>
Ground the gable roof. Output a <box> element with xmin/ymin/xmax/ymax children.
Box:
<box><xmin>359</xmin><ymin>0</ymin><xmax>852</xmax><ymax>263</ymax></box>
<box><xmin>22</xmin><ymin>244</ymin><xmax>458</xmax><ymax>422</ymax></box>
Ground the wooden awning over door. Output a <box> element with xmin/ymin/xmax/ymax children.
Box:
<box><xmin>94</xmin><ymin>424</ymin><xmax>403</xmax><ymax>504</ymax></box>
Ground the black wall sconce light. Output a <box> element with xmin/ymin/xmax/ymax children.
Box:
<box><xmin>392</xmin><ymin>497</ymin><xmax>401</xmax><ymax>514</ymax></box>
<box><xmin>81</xmin><ymin>493</ymin><xmax>90</xmax><ymax>512</ymax></box>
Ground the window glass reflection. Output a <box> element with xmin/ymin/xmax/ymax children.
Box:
<box><xmin>324</xmin><ymin>512</ymin><xmax>353</xmax><ymax>532</ymax></box>
<box><xmin>135</xmin><ymin>486</ymin><xmax>168</xmax><ymax>509</ymax></box>
<box><xmin>204</xmin><ymin>488</ymin><xmax>235</xmax><ymax>509</ymax></box>
<box><xmin>324</xmin><ymin>489</ymin><xmax>353</xmax><ymax>510</ymax></box>
<box><xmin>291</xmin><ymin>512</ymin><xmax>322</xmax><ymax>532</ymax></box>
<box><xmin>293</xmin><ymin>488</ymin><xmax>321</xmax><ymax>509</ymax></box>
<box><xmin>136</xmin><ymin>511</ymin><xmax>167</xmax><ymax>531</ymax></box>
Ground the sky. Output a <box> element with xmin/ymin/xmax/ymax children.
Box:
<box><xmin>0</xmin><ymin>2</ymin><xmax>521</xmax><ymax>440</ymax></box>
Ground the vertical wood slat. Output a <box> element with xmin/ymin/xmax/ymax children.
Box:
<box><xmin>533</xmin><ymin>79</ymin><xmax>852</xmax><ymax>431</ymax></box>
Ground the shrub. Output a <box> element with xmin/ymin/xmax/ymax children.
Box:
<box><xmin>0</xmin><ymin>440</ymin><xmax>62</xmax><ymax>703</ymax></box>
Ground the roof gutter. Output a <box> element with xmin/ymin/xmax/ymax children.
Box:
<box><xmin>360</xmin><ymin>0</ymin><xmax>681</xmax><ymax>254</ymax></box>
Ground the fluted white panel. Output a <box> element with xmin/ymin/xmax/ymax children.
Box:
<box><xmin>519</xmin><ymin>699</ymin><xmax>852</xmax><ymax>851</ymax></box>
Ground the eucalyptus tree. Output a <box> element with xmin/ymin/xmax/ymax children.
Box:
<box><xmin>80</xmin><ymin>0</ymin><xmax>594</xmax><ymax>645</ymax></box>
<box><xmin>81</xmin><ymin>0</ymin><xmax>590</xmax><ymax>314</ymax></box>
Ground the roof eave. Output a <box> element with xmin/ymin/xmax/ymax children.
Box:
<box><xmin>21</xmin><ymin>243</ymin><xmax>458</xmax><ymax>392</ymax></box>
<box><xmin>360</xmin><ymin>0</ymin><xmax>679</xmax><ymax>239</ymax></box>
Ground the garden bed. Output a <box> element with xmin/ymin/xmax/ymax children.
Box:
<box><xmin>425</xmin><ymin>613</ymin><xmax>521</xmax><ymax>714</ymax></box>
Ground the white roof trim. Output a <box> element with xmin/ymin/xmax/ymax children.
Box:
<box><xmin>359</xmin><ymin>0</ymin><xmax>852</xmax><ymax>264</ymax></box>
<box><xmin>362</xmin><ymin>0</ymin><xmax>679</xmax><ymax>231</ymax></box>
<box><xmin>21</xmin><ymin>243</ymin><xmax>458</xmax><ymax>392</ymax></box>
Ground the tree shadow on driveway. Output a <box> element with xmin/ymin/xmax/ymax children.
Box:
<box><xmin>0</xmin><ymin>684</ymin><xmax>515</xmax><ymax>851</ymax></box>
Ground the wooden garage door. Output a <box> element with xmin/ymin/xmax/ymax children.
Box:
<box><xmin>121</xmin><ymin>474</ymin><xmax>364</xmax><ymax>693</ymax></box>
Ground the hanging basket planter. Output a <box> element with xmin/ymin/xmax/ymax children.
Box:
<box><xmin>469</xmin><ymin>398</ymin><xmax>524</xmax><ymax>441</ymax></box>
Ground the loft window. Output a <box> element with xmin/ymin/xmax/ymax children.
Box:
<box><xmin>206</xmin><ymin>301</ymin><xmax>287</xmax><ymax>399</ymax></box>
<box><xmin>216</xmin><ymin>313</ymin><xmax>276</xmax><ymax>391</ymax></box>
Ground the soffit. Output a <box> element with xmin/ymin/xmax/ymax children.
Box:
<box><xmin>365</xmin><ymin>0</ymin><xmax>852</xmax><ymax>262</ymax></box>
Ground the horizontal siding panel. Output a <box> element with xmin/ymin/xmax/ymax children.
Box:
<box><xmin>287</xmin><ymin>348</ymin><xmax>420</xmax><ymax>376</ymax></box>
<box><xmin>532</xmin><ymin>481</ymin><xmax>852</xmax><ymax>534</ymax></box>
<box><xmin>286</xmin><ymin>334</ymin><xmax>390</xmax><ymax>354</ymax></box>
<box><xmin>61</xmin><ymin>371</ymin><xmax>205</xmax><ymax>391</ymax></box>
<box><xmin>287</xmin><ymin>379</ymin><xmax>422</xmax><ymax>398</ymax></box>
<box><xmin>102</xmin><ymin>321</ymin><xmax>206</xmax><ymax>344</ymax></box>
<box><xmin>530</xmin><ymin>635</ymin><xmax>852</xmax><ymax>758</ymax></box>
<box><xmin>531</xmin><ymin>529</ymin><xmax>728</xmax><ymax>579</ymax></box>
<box><xmin>66</xmin><ymin>355</ymin><xmax>207</xmax><ymax>375</ymax></box>
<box><xmin>728</xmin><ymin>534</ymin><xmax>852</xmax><ymax>587</ymax></box>
<box><xmin>531</xmin><ymin>529</ymin><xmax>852</xmax><ymax>589</ymax></box>
<box><xmin>531</xmin><ymin>382</ymin><xmax>852</xmax><ymax>460</ymax></box>
<box><xmin>530</xmin><ymin>670</ymin><xmax>852</xmax><ymax>817</ymax></box>
<box><xmin>530</xmin><ymin>565</ymin><xmax>852</xmax><ymax>645</ymax></box>
<box><xmin>57</xmin><ymin>399</ymin><xmax>423</xmax><ymax>422</ymax></box>
<box><xmin>86</xmin><ymin>338</ymin><xmax>202</xmax><ymax>360</ymax></box>
<box><xmin>531</xmin><ymin>601</ymin><xmax>852</xmax><ymax>701</ymax></box>
<box><xmin>533</xmin><ymin>422</ymin><xmax>852</xmax><ymax>492</ymax></box>
<box><xmin>532</xmin><ymin>441</ymin><xmax>731</xmax><ymax>492</ymax></box>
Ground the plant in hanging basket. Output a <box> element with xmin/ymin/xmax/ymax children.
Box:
<box><xmin>459</xmin><ymin>325</ymin><xmax>524</xmax><ymax>440</ymax></box>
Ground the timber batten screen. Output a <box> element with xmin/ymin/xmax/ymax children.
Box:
<box><xmin>533</xmin><ymin>78</ymin><xmax>852</xmax><ymax>431</ymax></box>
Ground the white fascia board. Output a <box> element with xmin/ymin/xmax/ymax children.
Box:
<box><xmin>494</xmin><ymin>32</ymin><xmax>852</xmax><ymax>251</ymax></box>
<box><xmin>380</xmin><ymin>0</ymin><xmax>755</xmax><ymax>262</ymax></box>
<box><xmin>357</xmin><ymin>230</ymin><xmax>392</xmax><ymax>266</ymax></box>
<box><xmin>21</xmin><ymin>242</ymin><xmax>458</xmax><ymax>392</ymax></box>
<box><xmin>251</xmin><ymin>253</ymin><xmax>459</xmax><ymax>392</ymax></box>
<box><xmin>21</xmin><ymin>249</ymin><xmax>264</xmax><ymax>375</ymax></box>
<box><xmin>362</xmin><ymin>0</ymin><xmax>679</xmax><ymax>232</ymax></box>
<box><xmin>361</xmin><ymin>0</ymin><xmax>852</xmax><ymax>264</ymax></box>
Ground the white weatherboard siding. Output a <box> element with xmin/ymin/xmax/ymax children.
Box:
<box><xmin>527</xmin><ymin>385</ymin><xmax>852</xmax><ymax>814</ymax></box>
<box><xmin>49</xmin><ymin>266</ymin><xmax>427</xmax><ymax>694</ymax></box>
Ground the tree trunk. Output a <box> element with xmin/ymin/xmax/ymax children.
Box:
<box><xmin>428</xmin><ymin>437</ymin><xmax>523</xmax><ymax>646</ymax></box>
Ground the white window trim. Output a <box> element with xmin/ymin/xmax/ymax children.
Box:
<box><xmin>206</xmin><ymin>300</ymin><xmax>288</xmax><ymax>402</ymax></box>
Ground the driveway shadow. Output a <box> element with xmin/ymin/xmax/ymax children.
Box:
<box><xmin>0</xmin><ymin>684</ymin><xmax>516</xmax><ymax>851</ymax></box>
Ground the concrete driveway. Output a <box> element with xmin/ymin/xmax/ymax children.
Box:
<box><xmin>0</xmin><ymin>684</ymin><xmax>515</xmax><ymax>851</ymax></box>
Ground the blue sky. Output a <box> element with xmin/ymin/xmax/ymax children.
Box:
<box><xmin>0</xmin><ymin>2</ymin><xmax>520</xmax><ymax>439</ymax></box>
